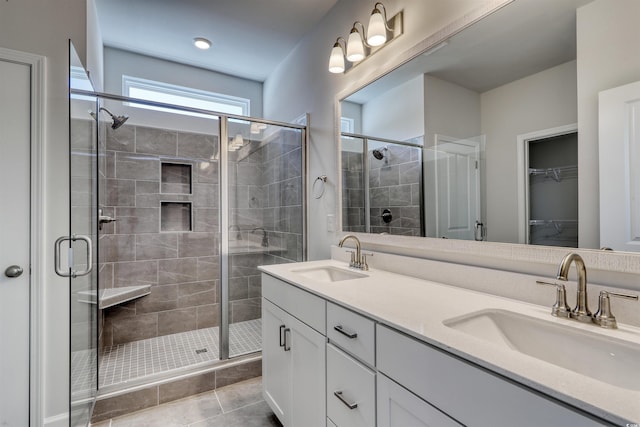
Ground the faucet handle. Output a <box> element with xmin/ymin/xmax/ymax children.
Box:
<box><xmin>361</xmin><ymin>252</ymin><xmax>373</xmax><ymax>271</ymax></box>
<box><xmin>345</xmin><ymin>250</ymin><xmax>357</xmax><ymax>267</ymax></box>
<box><xmin>594</xmin><ymin>290</ymin><xmax>638</xmax><ymax>329</ymax></box>
<box><xmin>536</xmin><ymin>280</ymin><xmax>571</xmax><ymax>318</ymax></box>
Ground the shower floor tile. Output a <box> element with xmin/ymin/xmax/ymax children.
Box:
<box><xmin>71</xmin><ymin>319</ymin><xmax>262</xmax><ymax>391</ymax></box>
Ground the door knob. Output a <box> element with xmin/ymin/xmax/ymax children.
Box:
<box><xmin>5</xmin><ymin>265</ymin><xmax>24</xmax><ymax>278</ymax></box>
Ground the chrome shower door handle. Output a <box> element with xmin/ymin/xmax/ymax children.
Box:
<box><xmin>55</xmin><ymin>234</ymin><xmax>93</xmax><ymax>278</ymax></box>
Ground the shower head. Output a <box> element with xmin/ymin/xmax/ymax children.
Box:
<box><xmin>372</xmin><ymin>146</ymin><xmax>388</xmax><ymax>160</ymax></box>
<box><xmin>99</xmin><ymin>107</ymin><xmax>129</xmax><ymax>130</ymax></box>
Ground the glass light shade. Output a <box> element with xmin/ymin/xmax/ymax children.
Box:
<box><xmin>367</xmin><ymin>10</ymin><xmax>387</xmax><ymax>46</ymax></box>
<box><xmin>328</xmin><ymin>43</ymin><xmax>345</xmax><ymax>73</ymax></box>
<box><xmin>231</xmin><ymin>134</ymin><xmax>244</xmax><ymax>149</ymax></box>
<box><xmin>346</xmin><ymin>30</ymin><xmax>365</xmax><ymax>62</ymax></box>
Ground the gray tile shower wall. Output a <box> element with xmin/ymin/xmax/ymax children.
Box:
<box><xmin>99</xmin><ymin>123</ymin><xmax>221</xmax><ymax>346</ymax></box>
<box><xmin>97</xmin><ymin>122</ymin><xmax>304</xmax><ymax>347</ymax></box>
<box><xmin>341</xmin><ymin>150</ymin><xmax>366</xmax><ymax>233</ymax></box>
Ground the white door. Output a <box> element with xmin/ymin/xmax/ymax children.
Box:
<box><xmin>599</xmin><ymin>80</ymin><xmax>640</xmax><ymax>251</ymax></box>
<box><xmin>433</xmin><ymin>135</ymin><xmax>482</xmax><ymax>240</ymax></box>
<box><xmin>0</xmin><ymin>58</ymin><xmax>31</xmax><ymax>426</ymax></box>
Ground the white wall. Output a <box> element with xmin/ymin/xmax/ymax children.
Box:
<box><xmin>341</xmin><ymin>100</ymin><xmax>363</xmax><ymax>134</ymax></box>
<box><xmin>424</xmin><ymin>74</ymin><xmax>481</xmax><ymax>144</ymax></box>
<box><xmin>576</xmin><ymin>0</ymin><xmax>640</xmax><ymax>249</ymax></box>
<box><xmin>423</xmin><ymin>74</ymin><xmax>481</xmax><ymax>237</ymax></box>
<box><xmin>0</xmin><ymin>0</ymin><xmax>87</xmax><ymax>425</ymax></box>
<box><xmin>264</xmin><ymin>0</ymin><xmax>502</xmax><ymax>259</ymax></box>
<box><xmin>362</xmin><ymin>74</ymin><xmax>424</xmax><ymax>140</ymax></box>
<box><xmin>481</xmin><ymin>60</ymin><xmax>577</xmax><ymax>243</ymax></box>
<box><xmin>86</xmin><ymin>0</ymin><xmax>104</xmax><ymax>91</ymax></box>
<box><xmin>104</xmin><ymin>47</ymin><xmax>264</xmax><ymax>118</ymax></box>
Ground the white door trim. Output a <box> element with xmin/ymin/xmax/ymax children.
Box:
<box><xmin>516</xmin><ymin>124</ymin><xmax>578</xmax><ymax>244</ymax></box>
<box><xmin>0</xmin><ymin>46</ymin><xmax>46</xmax><ymax>427</ymax></box>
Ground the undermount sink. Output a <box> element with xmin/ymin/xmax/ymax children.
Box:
<box><xmin>291</xmin><ymin>266</ymin><xmax>367</xmax><ymax>282</ymax></box>
<box><xmin>444</xmin><ymin>309</ymin><xmax>640</xmax><ymax>391</ymax></box>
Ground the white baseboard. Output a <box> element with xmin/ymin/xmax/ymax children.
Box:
<box><xmin>43</xmin><ymin>412</ymin><xmax>68</xmax><ymax>427</ymax></box>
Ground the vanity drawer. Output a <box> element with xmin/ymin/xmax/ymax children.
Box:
<box><xmin>327</xmin><ymin>302</ymin><xmax>375</xmax><ymax>366</ymax></box>
<box><xmin>327</xmin><ymin>343</ymin><xmax>375</xmax><ymax>427</ymax></box>
<box><xmin>262</xmin><ymin>273</ymin><xmax>325</xmax><ymax>334</ymax></box>
<box><xmin>376</xmin><ymin>325</ymin><xmax>607</xmax><ymax>427</ymax></box>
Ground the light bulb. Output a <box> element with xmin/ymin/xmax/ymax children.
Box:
<box><xmin>328</xmin><ymin>42</ymin><xmax>345</xmax><ymax>73</ymax></box>
<box><xmin>367</xmin><ymin>9</ymin><xmax>387</xmax><ymax>46</ymax></box>
<box><xmin>346</xmin><ymin>29</ymin><xmax>365</xmax><ymax>62</ymax></box>
<box><xmin>193</xmin><ymin>37</ymin><xmax>211</xmax><ymax>50</ymax></box>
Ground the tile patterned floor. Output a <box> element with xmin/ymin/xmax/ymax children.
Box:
<box><xmin>90</xmin><ymin>377</ymin><xmax>282</xmax><ymax>427</ymax></box>
<box><xmin>72</xmin><ymin>319</ymin><xmax>262</xmax><ymax>391</ymax></box>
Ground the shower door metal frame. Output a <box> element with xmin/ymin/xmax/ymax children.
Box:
<box><xmin>218</xmin><ymin>115</ymin><xmax>308</xmax><ymax>360</ymax></box>
<box><xmin>341</xmin><ymin>132</ymin><xmax>425</xmax><ymax>236</ymax></box>
<box><xmin>70</xmin><ymin>89</ymin><xmax>308</xmax><ymax>364</ymax></box>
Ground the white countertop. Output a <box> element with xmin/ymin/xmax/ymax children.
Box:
<box><xmin>259</xmin><ymin>259</ymin><xmax>640</xmax><ymax>425</ymax></box>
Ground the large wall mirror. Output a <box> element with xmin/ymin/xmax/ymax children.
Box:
<box><xmin>339</xmin><ymin>0</ymin><xmax>640</xmax><ymax>253</ymax></box>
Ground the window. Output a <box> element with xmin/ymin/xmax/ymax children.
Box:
<box><xmin>340</xmin><ymin>117</ymin><xmax>355</xmax><ymax>134</ymax></box>
<box><xmin>122</xmin><ymin>76</ymin><xmax>250</xmax><ymax>117</ymax></box>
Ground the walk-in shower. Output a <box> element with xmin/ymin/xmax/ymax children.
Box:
<box><xmin>341</xmin><ymin>132</ymin><xmax>424</xmax><ymax>236</ymax></box>
<box><xmin>69</xmin><ymin>83</ymin><xmax>307</xmax><ymax>415</ymax></box>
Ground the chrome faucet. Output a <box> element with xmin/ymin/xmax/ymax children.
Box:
<box><xmin>338</xmin><ymin>234</ymin><xmax>371</xmax><ymax>270</ymax></box>
<box><xmin>252</xmin><ymin>227</ymin><xmax>269</xmax><ymax>247</ymax></box>
<box><xmin>556</xmin><ymin>252</ymin><xmax>592</xmax><ymax>323</ymax></box>
<box><xmin>229</xmin><ymin>225</ymin><xmax>242</xmax><ymax>240</ymax></box>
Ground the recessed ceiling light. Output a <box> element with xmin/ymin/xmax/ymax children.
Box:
<box><xmin>193</xmin><ymin>37</ymin><xmax>211</xmax><ymax>50</ymax></box>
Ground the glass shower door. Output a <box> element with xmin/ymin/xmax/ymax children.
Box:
<box><xmin>223</xmin><ymin>118</ymin><xmax>305</xmax><ymax>358</ymax></box>
<box><xmin>67</xmin><ymin>43</ymin><xmax>99</xmax><ymax>426</ymax></box>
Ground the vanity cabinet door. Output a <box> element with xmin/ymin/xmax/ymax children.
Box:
<box><xmin>262</xmin><ymin>298</ymin><xmax>291</xmax><ymax>425</ymax></box>
<box><xmin>262</xmin><ymin>297</ymin><xmax>326</xmax><ymax>427</ymax></box>
<box><xmin>289</xmin><ymin>313</ymin><xmax>326</xmax><ymax>427</ymax></box>
<box><xmin>377</xmin><ymin>373</ymin><xmax>462</xmax><ymax>427</ymax></box>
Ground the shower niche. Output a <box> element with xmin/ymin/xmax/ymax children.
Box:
<box><xmin>161</xmin><ymin>162</ymin><xmax>193</xmax><ymax>194</ymax></box>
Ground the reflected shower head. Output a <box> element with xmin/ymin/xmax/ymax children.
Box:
<box><xmin>99</xmin><ymin>107</ymin><xmax>129</xmax><ymax>130</ymax></box>
<box><xmin>372</xmin><ymin>146</ymin><xmax>388</xmax><ymax>161</ymax></box>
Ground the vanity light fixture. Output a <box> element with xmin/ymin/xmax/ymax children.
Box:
<box><xmin>346</xmin><ymin>22</ymin><xmax>368</xmax><ymax>62</ymax></box>
<box><xmin>367</xmin><ymin>2</ymin><xmax>393</xmax><ymax>46</ymax></box>
<box><xmin>328</xmin><ymin>2</ymin><xmax>403</xmax><ymax>74</ymax></box>
<box><xmin>229</xmin><ymin>134</ymin><xmax>244</xmax><ymax>151</ymax></box>
<box><xmin>193</xmin><ymin>37</ymin><xmax>211</xmax><ymax>50</ymax></box>
<box><xmin>250</xmin><ymin>122</ymin><xmax>268</xmax><ymax>134</ymax></box>
<box><xmin>329</xmin><ymin>37</ymin><xmax>347</xmax><ymax>73</ymax></box>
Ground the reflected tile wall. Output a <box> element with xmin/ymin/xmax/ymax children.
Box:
<box><xmin>341</xmin><ymin>150</ymin><xmax>365</xmax><ymax>233</ymax></box>
<box><xmin>369</xmin><ymin>145</ymin><xmax>422</xmax><ymax>236</ymax></box>
<box><xmin>228</xmin><ymin>128</ymin><xmax>304</xmax><ymax>324</ymax></box>
<box><xmin>100</xmin><ymin>124</ymin><xmax>221</xmax><ymax>346</ymax></box>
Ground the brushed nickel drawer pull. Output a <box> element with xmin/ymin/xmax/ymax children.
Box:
<box><xmin>283</xmin><ymin>328</ymin><xmax>291</xmax><ymax>351</ymax></box>
<box><xmin>334</xmin><ymin>325</ymin><xmax>358</xmax><ymax>339</ymax></box>
<box><xmin>334</xmin><ymin>391</ymin><xmax>358</xmax><ymax>409</ymax></box>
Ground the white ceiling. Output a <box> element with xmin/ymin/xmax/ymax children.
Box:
<box><xmin>94</xmin><ymin>0</ymin><xmax>339</xmax><ymax>82</ymax></box>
